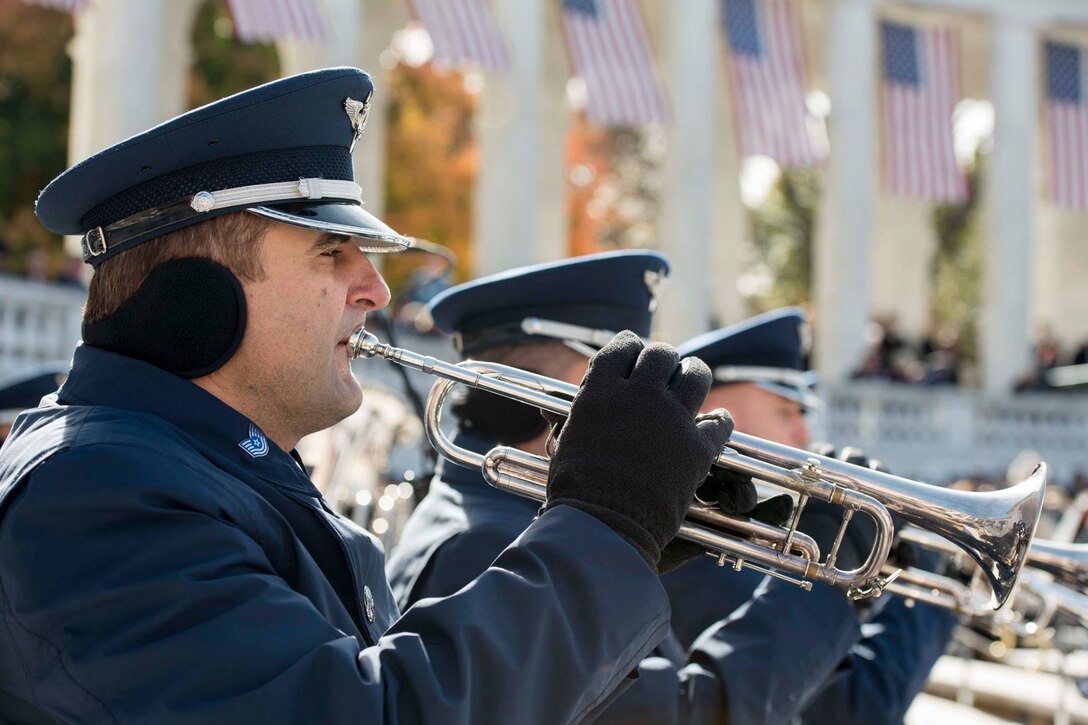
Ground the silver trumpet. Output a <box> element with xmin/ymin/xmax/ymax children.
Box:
<box><xmin>1024</xmin><ymin>539</ymin><xmax>1088</xmax><ymax>591</ymax></box>
<box><xmin>349</xmin><ymin>329</ymin><xmax>1047</xmax><ymax>608</ymax></box>
<box><xmin>886</xmin><ymin>528</ymin><xmax>1088</xmax><ymax>615</ymax></box>
<box><xmin>1015</xmin><ymin>569</ymin><xmax>1088</xmax><ymax>631</ymax></box>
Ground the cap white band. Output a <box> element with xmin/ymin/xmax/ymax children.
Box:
<box><xmin>712</xmin><ymin>365</ymin><xmax>813</xmax><ymax>389</ymax></box>
<box><xmin>520</xmin><ymin>317</ymin><xmax>635</xmax><ymax>354</ymax></box>
<box><xmin>189</xmin><ymin>178</ymin><xmax>362</xmax><ymax>213</ymax></box>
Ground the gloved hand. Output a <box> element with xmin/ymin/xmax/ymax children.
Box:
<box><xmin>695</xmin><ymin>467</ymin><xmax>794</xmax><ymax>527</ymax></box>
<box><xmin>544</xmin><ymin>331</ymin><xmax>732</xmax><ymax>572</ymax></box>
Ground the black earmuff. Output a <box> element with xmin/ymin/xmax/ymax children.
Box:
<box><xmin>83</xmin><ymin>258</ymin><xmax>247</xmax><ymax>378</ymax></box>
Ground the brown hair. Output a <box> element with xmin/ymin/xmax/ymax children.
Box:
<box><xmin>83</xmin><ymin>211</ymin><xmax>275</xmax><ymax>322</ymax></box>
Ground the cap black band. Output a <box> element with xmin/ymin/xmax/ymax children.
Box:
<box><xmin>82</xmin><ymin>145</ymin><xmax>353</xmax><ymax>231</ymax></box>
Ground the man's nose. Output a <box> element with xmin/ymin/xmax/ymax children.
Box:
<box><xmin>348</xmin><ymin>251</ymin><xmax>392</xmax><ymax>311</ymax></box>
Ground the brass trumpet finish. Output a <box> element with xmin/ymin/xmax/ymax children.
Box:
<box><xmin>349</xmin><ymin>329</ymin><xmax>1047</xmax><ymax>608</ymax></box>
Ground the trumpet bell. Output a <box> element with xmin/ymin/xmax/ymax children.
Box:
<box><xmin>954</xmin><ymin>464</ymin><xmax>1048</xmax><ymax>608</ymax></box>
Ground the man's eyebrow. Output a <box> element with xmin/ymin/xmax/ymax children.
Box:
<box><xmin>310</xmin><ymin>233</ymin><xmax>352</xmax><ymax>251</ymax></box>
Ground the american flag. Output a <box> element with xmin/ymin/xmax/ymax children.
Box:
<box><xmin>880</xmin><ymin>21</ymin><xmax>966</xmax><ymax>203</ymax></box>
<box><xmin>560</xmin><ymin>0</ymin><xmax>669</xmax><ymax>127</ymax></box>
<box><xmin>20</xmin><ymin>0</ymin><xmax>91</xmax><ymax>11</ymax></box>
<box><xmin>1045</xmin><ymin>41</ymin><xmax>1088</xmax><ymax>212</ymax></box>
<box><xmin>226</xmin><ymin>0</ymin><xmax>329</xmax><ymax>43</ymax></box>
<box><xmin>721</xmin><ymin>0</ymin><xmax>816</xmax><ymax>168</ymax></box>
<box><xmin>410</xmin><ymin>0</ymin><xmax>510</xmax><ymax>70</ymax></box>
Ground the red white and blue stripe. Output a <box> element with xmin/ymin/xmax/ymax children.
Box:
<box><xmin>880</xmin><ymin>20</ymin><xmax>966</xmax><ymax>203</ymax></box>
<box><xmin>410</xmin><ymin>0</ymin><xmax>510</xmax><ymax>71</ymax></box>
<box><xmin>561</xmin><ymin>0</ymin><xmax>669</xmax><ymax>127</ymax></box>
<box><xmin>20</xmin><ymin>0</ymin><xmax>91</xmax><ymax>11</ymax></box>
<box><xmin>1045</xmin><ymin>40</ymin><xmax>1088</xmax><ymax>212</ymax></box>
<box><xmin>721</xmin><ymin>0</ymin><xmax>816</xmax><ymax>168</ymax></box>
<box><xmin>226</xmin><ymin>0</ymin><xmax>329</xmax><ymax>42</ymax></box>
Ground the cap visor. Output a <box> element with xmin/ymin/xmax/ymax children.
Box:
<box><xmin>756</xmin><ymin>380</ymin><xmax>824</xmax><ymax>411</ymax></box>
<box><xmin>249</xmin><ymin>202</ymin><xmax>411</xmax><ymax>252</ymax></box>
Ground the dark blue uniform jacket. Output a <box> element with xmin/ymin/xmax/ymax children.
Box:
<box><xmin>0</xmin><ymin>346</ymin><xmax>671</xmax><ymax>724</ymax></box>
<box><xmin>386</xmin><ymin>430</ymin><xmax>865</xmax><ymax>724</ymax></box>
<box><xmin>663</xmin><ymin>528</ymin><xmax>958</xmax><ymax>724</ymax></box>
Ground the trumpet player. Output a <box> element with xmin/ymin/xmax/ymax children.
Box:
<box><xmin>387</xmin><ymin>257</ymin><xmax>872</xmax><ymax>724</ymax></box>
<box><xmin>0</xmin><ymin>69</ymin><xmax>732</xmax><ymax>724</ymax></box>
<box><xmin>665</xmin><ymin>309</ymin><xmax>959</xmax><ymax>723</ymax></box>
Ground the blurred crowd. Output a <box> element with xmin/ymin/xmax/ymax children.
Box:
<box><xmin>852</xmin><ymin>314</ymin><xmax>964</xmax><ymax>386</ymax></box>
<box><xmin>851</xmin><ymin>314</ymin><xmax>1088</xmax><ymax>393</ymax></box>
<box><xmin>1014</xmin><ymin>326</ymin><xmax>1088</xmax><ymax>392</ymax></box>
<box><xmin>0</xmin><ymin>241</ymin><xmax>85</xmax><ymax>290</ymax></box>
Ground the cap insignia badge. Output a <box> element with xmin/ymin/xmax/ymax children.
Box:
<box><xmin>344</xmin><ymin>96</ymin><xmax>371</xmax><ymax>153</ymax></box>
<box><xmin>644</xmin><ymin>269</ymin><xmax>668</xmax><ymax>313</ymax></box>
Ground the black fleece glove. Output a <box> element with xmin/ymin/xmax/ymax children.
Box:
<box><xmin>695</xmin><ymin>468</ymin><xmax>795</xmax><ymax>526</ymax></box>
<box><xmin>543</xmin><ymin>331</ymin><xmax>732</xmax><ymax>571</ymax></box>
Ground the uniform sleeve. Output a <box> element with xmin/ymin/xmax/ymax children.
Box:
<box><xmin>686</xmin><ymin>577</ymin><xmax>862</xmax><ymax>725</ymax></box>
<box><xmin>799</xmin><ymin>597</ymin><xmax>958</xmax><ymax>725</ymax></box>
<box><xmin>661</xmin><ymin>556</ymin><xmax>767</xmax><ymax>648</ymax></box>
<box><xmin>400</xmin><ymin>525</ymin><xmax>519</xmax><ymax>607</ymax></box>
<box><xmin>400</xmin><ymin>518</ymin><xmax>732</xmax><ymax>724</ymax></box>
<box><xmin>586</xmin><ymin>574</ymin><xmax>862</xmax><ymax>725</ymax></box>
<box><xmin>0</xmin><ymin>447</ymin><xmax>671</xmax><ymax>725</ymax></box>
<box><xmin>587</xmin><ymin>655</ymin><xmax>726</xmax><ymax>725</ymax></box>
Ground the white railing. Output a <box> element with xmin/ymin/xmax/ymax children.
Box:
<box><xmin>810</xmin><ymin>381</ymin><xmax>1088</xmax><ymax>486</ymax></box>
<box><xmin>0</xmin><ymin>276</ymin><xmax>84</xmax><ymax>376</ymax></box>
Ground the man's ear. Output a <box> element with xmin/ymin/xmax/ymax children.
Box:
<box><xmin>83</xmin><ymin>258</ymin><xmax>247</xmax><ymax>378</ymax></box>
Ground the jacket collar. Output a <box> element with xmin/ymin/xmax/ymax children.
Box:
<box><xmin>59</xmin><ymin>344</ymin><xmax>316</xmax><ymax>495</ymax></box>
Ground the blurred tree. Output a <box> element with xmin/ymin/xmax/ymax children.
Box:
<box><xmin>0</xmin><ymin>0</ymin><xmax>280</xmax><ymax>279</ymax></box>
<box><xmin>566</xmin><ymin>120</ymin><xmax>663</xmax><ymax>256</ymax></box>
<box><xmin>930</xmin><ymin>153</ymin><xmax>983</xmax><ymax>367</ymax></box>
<box><xmin>382</xmin><ymin>63</ymin><xmax>475</xmax><ymax>299</ymax></box>
<box><xmin>188</xmin><ymin>0</ymin><xmax>278</xmax><ymax>109</ymax></box>
<box><xmin>0</xmin><ymin>1</ymin><xmax>74</xmax><ymax>275</ymax></box>
<box><xmin>745</xmin><ymin>167</ymin><xmax>820</xmax><ymax>311</ymax></box>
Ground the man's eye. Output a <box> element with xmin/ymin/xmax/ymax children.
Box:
<box><xmin>321</xmin><ymin>248</ymin><xmax>343</xmax><ymax>258</ymax></box>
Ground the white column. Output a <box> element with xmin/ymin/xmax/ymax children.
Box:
<box><xmin>534</xmin><ymin>6</ymin><xmax>572</xmax><ymax>264</ymax></box>
<box><xmin>68</xmin><ymin>0</ymin><xmax>197</xmax><ymax>162</ymax></box>
<box><xmin>473</xmin><ymin>0</ymin><xmax>565</xmax><ymax>276</ymax></box>
<box><xmin>279</xmin><ymin>0</ymin><xmax>407</xmax><ymax>219</ymax></box>
<box><xmin>65</xmin><ymin>0</ymin><xmax>199</xmax><ymax>256</ymax></box>
<box><xmin>1035</xmin><ymin>208</ymin><xmax>1088</xmax><ymax>346</ymax></box>
<box><xmin>710</xmin><ymin>47</ymin><xmax>746</xmax><ymax>328</ymax></box>
<box><xmin>870</xmin><ymin>198</ymin><xmax>935</xmax><ymax>339</ymax></box>
<box><xmin>813</xmin><ymin>0</ymin><xmax>876</xmax><ymax>383</ymax></box>
<box><xmin>980</xmin><ymin>17</ymin><xmax>1036</xmax><ymax>392</ymax></box>
<box><xmin>655</xmin><ymin>0</ymin><xmax>719</xmax><ymax>343</ymax></box>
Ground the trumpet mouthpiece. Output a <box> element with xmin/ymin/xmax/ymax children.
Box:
<box><xmin>348</xmin><ymin>328</ymin><xmax>382</xmax><ymax>360</ymax></box>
